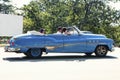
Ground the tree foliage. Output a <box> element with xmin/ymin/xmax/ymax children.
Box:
<box><xmin>0</xmin><ymin>0</ymin><xmax>14</xmax><ymax>14</ymax></box>
<box><xmin>22</xmin><ymin>0</ymin><xmax>120</xmax><ymax>44</ymax></box>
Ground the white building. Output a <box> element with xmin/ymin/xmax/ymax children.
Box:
<box><xmin>0</xmin><ymin>14</ymin><xmax>23</xmax><ymax>36</ymax></box>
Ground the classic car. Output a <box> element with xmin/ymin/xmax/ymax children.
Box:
<box><xmin>5</xmin><ymin>26</ymin><xmax>114</xmax><ymax>58</ymax></box>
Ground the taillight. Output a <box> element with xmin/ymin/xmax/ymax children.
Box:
<box><xmin>12</xmin><ymin>42</ymin><xmax>14</xmax><ymax>46</ymax></box>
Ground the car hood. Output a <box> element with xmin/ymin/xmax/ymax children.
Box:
<box><xmin>82</xmin><ymin>34</ymin><xmax>106</xmax><ymax>38</ymax></box>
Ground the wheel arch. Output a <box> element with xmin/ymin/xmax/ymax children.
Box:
<box><xmin>26</xmin><ymin>47</ymin><xmax>46</xmax><ymax>53</ymax></box>
<box><xmin>94</xmin><ymin>45</ymin><xmax>109</xmax><ymax>52</ymax></box>
<box><xmin>24</xmin><ymin>47</ymin><xmax>46</xmax><ymax>58</ymax></box>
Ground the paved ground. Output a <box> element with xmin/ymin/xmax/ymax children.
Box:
<box><xmin>0</xmin><ymin>47</ymin><xmax>120</xmax><ymax>80</ymax></box>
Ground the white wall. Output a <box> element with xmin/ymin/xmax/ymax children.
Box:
<box><xmin>0</xmin><ymin>14</ymin><xmax>23</xmax><ymax>36</ymax></box>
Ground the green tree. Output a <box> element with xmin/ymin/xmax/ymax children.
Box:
<box><xmin>80</xmin><ymin>0</ymin><xmax>120</xmax><ymax>29</ymax></box>
<box><xmin>0</xmin><ymin>0</ymin><xmax>14</xmax><ymax>14</ymax></box>
<box><xmin>22</xmin><ymin>1</ymin><xmax>43</xmax><ymax>32</ymax></box>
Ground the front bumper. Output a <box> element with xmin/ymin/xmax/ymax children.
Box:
<box><xmin>110</xmin><ymin>45</ymin><xmax>115</xmax><ymax>52</ymax></box>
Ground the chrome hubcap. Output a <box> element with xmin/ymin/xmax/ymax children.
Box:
<box><xmin>97</xmin><ymin>46</ymin><xmax>107</xmax><ymax>56</ymax></box>
<box><xmin>31</xmin><ymin>48</ymin><xmax>41</xmax><ymax>57</ymax></box>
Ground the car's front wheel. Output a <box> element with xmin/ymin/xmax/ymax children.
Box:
<box><xmin>24</xmin><ymin>48</ymin><xmax>42</xmax><ymax>58</ymax></box>
<box><xmin>95</xmin><ymin>45</ymin><xmax>108</xmax><ymax>57</ymax></box>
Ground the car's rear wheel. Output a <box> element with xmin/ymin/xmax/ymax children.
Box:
<box><xmin>24</xmin><ymin>48</ymin><xmax>42</xmax><ymax>58</ymax></box>
<box><xmin>95</xmin><ymin>45</ymin><xmax>108</xmax><ymax>57</ymax></box>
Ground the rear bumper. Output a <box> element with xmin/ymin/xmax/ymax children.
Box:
<box><xmin>4</xmin><ymin>46</ymin><xmax>20</xmax><ymax>52</ymax></box>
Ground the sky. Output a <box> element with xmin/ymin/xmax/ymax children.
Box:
<box><xmin>10</xmin><ymin>0</ymin><xmax>120</xmax><ymax>10</ymax></box>
<box><xmin>10</xmin><ymin>0</ymin><xmax>32</xmax><ymax>8</ymax></box>
<box><xmin>109</xmin><ymin>1</ymin><xmax>120</xmax><ymax>10</ymax></box>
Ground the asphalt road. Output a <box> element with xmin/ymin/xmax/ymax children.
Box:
<box><xmin>0</xmin><ymin>47</ymin><xmax>120</xmax><ymax>80</ymax></box>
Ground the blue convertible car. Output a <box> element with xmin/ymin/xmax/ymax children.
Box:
<box><xmin>5</xmin><ymin>26</ymin><xmax>114</xmax><ymax>58</ymax></box>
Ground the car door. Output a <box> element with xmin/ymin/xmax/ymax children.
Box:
<box><xmin>63</xmin><ymin>34</ymin><xmax>87</xmax><ymax>53</ymax></box>
<box><xmin>45</xmin><ymin>34</ymin><xmax>64</xmax><ymax>52</ymax></box>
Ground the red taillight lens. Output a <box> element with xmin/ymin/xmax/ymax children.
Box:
<box><xmin>12</xmin><ymin>42</ymin><xmax>14</xmax><ymax>46</ymax></box>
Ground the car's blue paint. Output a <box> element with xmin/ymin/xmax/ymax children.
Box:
<box><xmin>7</xmin><ymin>27</ymin><xmax>114</xmax><ymax>55</ymax></box>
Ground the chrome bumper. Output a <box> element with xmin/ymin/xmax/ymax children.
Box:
<box><xmin>110</xmin><ymin>45</ymin><xmax>115</xmax><ymax>52</ymax></box>
<box><xmin>4</xmin><ymin>46</ymin><xmax>20</xmax><ymax>52</ymax></box>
